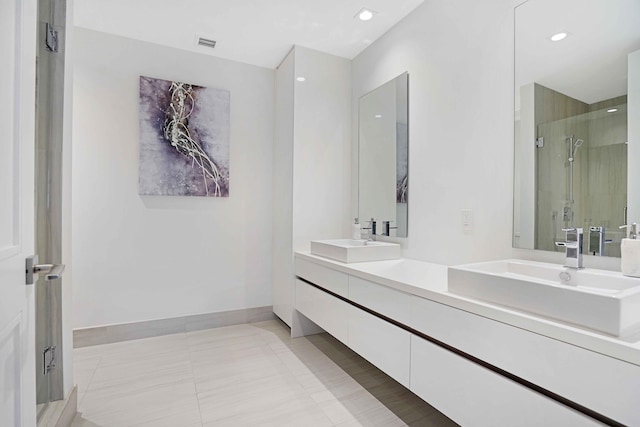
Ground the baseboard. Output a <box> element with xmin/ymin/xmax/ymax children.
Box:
<box><xmin>37</xmin><ymin>386</ymin><xmax>77</xmax><ymax>427</ymax></box>
<box><xmin>73</xmin><ymin>306</ymin><xmax>276</xmax><ymax>348</ymax></box>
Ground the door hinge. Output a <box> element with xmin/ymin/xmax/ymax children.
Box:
<box><xmin>43</xmin><ymin>346</ymin><xmax>56</xmax><ymax>375</ymax></box>
<box><xmin>45</xmin><ymin>23</ymin><xmax>58</xmax><ymax>52</ymax></box>
<box><xmin>535</xmin><ymin>137</ymin><xmax>544</xmax><ymax>148</ymax></box>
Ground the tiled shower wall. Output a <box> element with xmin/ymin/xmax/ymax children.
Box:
<box><xmin>535</xmin><ymin>85</ymin><xmax>627</xmax><ymax>256</ymax></box>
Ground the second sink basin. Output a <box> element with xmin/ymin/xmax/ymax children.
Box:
<box><xmin>310</xmin><ymin>239</ymin><xmax>401</xmax><ymax>263</ymax></box>
<box><xmin>448</xmin><ymin>259</ymin><xmax>640</xmax><ymax>337</ymax></box>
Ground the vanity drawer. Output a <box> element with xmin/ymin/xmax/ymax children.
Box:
<box><xmin>348</xmin><ymin>276</ymin><xmax>411</xmax><ymax>324</ymax></box>
<box><xmin>348</xmin><ymin>305</ymin><xmax>410</xmax><ymax>388</ymax></box>
<box><xmin>410</xmin><ymin>296</ymin><xmax>640</xmax><ymax>426</ymax></box>
<box><xmin>295</xmin><ymin>279</ymin><xmax>349</xmax><ymax>343</ymax></box>
<box><xmin>410</xmin><ymin>335</ymin><xmax>600</xmax><ymax>426</ymax></box>
<box><xmin>295</xmin><ymin>258</ymin><xmax>348</xmax><ymax>297</ymax></box>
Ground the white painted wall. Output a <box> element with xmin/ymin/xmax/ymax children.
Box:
<box><xmin>272</xmin><ymin>49</ymin><xmax>295</xmax><ymax>325</ymax></box>
<box><xmin>628</xmin><ymin>49</ymin><xmax>640</xmax><ymax>223</ymax></box>
<box><xmin>352</xmin><ymin>0</ymin><xmax>517</xmax><ymax>265</ymax></box>
<box><xmin>292</xmin><ymin>46</ymin><xmax>351</xmax><ymax>251</ymax></box>
<box><xmin>72</xmin><ymin>28</ymin><xmax>274</xmax><ymax>328</ymax></box>
<box><xmin>272</xmin><ymin>46</ymin><xmax>351</xmax><ymax>326</ymax></box>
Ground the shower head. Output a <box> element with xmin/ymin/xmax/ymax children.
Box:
<box><xmin>567</xmin><ymin>137</ymin><xmax>584</xmax><ymax>162</ymax></box>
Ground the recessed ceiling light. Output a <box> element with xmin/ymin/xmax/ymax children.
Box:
<box><xmin>296</xmin><ymin>77</ymin><xmax>306</xmax><ymax>82</ymax></box>
<box><xmin>550</xmin><ymin>32</ymin><xmax>568</xmax><ymax>42</ymax></box>
<box><xmin>375</xmin><ymin>114</ymin><xmax>382</xmax><ymax>118</ymax></box>
<box><xmin>356</xmin><ymin>8</ymin><xmax>376</xmax><ymax>21</ymax></box>
<box><xmin>607</xmin><ymin>108</ymin><xmax>618</xmax><ymax>113</ymax></box>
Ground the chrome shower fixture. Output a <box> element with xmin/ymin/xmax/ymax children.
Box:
<box><xmin>567</xmin><ymin>136</ymin><xmax>584</xmax><ymax>162</ymax></box>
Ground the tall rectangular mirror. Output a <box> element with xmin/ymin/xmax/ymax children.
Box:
<box><xmin>358</xmin><ymin>72</ymin><xmax>409</xmax><ymax>237</ymax></box>
<box><xmin>513</xmin><ymin>0</ymin><xmax>640</xmax><ymax>257</ymax></box>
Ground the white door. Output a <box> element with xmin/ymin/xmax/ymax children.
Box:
<box><xmin>1</xmin><ymin>0</ymin><xmax>38</xmax><ymax>425</ymax></box>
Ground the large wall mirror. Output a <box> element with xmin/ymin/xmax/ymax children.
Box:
<box><xmin>358</xmin><ymin>72</ymin><xmax>409</xmax><ymax>237</ymax></box>
<box><xmin>513</xmin><ymin>0</ymin><xmax>640</xmax><ymax>257</ymax></box>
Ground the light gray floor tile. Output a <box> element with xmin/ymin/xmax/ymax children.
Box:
<box><xmin>70</xmin><ymin>414</ymin><xmax>102</xmax><ymax>427</ymax></box>
<box><xmin>201</xmin><ymin>393</ymin><xmax>333</xmax><ymax>427</ymax></box>
<box><xmin>73</xmin><ymin>319</ymin><xmax>455</xmax><ymax>427</ymax></box>
<box><xmin>73</xmin><ymin>355</ymin><xmax>100</xmax><ymax>406</ymax></box>
<box><xmin>84</xmin><ymin>333</ymin><xmax>189</xmax><ymax>367</ymax></box>
<box><xmin>335</xmin><ymin>403</ymin><xmax>408</xmax><ymax>427</ymax></box>
<box><xmin>87</xmin><ymin>351</ymin><xmax>193</xmax><ymax>392</ymax></box>
<box><xmin>80</xmin><ymin>379</ymin><xmax>200</xmax><ymax>426</ymax></box>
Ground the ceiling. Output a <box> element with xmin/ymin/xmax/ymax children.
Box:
<box><xmin>515</xmin><ymin>0</ymin><xmax>640</xmax><ymax>105</ymax></box>
<box><xmin>74</xmin><ymin>0</ymin><xmax>424</xmax><ymax>69</ymax></box>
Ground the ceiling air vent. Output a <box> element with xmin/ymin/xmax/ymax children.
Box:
<box><xmin>197</xmin><ymin>37</ymin><xmax>217</xmax><ymax>49</ymax></box>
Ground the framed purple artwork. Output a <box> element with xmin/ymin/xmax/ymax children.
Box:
<box><xmin>138</xmin><ymin>76</ymin><xmax>230</xmax><ymax>197</ymax></box>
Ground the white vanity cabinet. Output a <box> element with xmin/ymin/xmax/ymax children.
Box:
<box><xmin>293</xmin><ymin>254</ymin><xmax>639</xmax><ymax>426</ymax></box>
<box><xmin>295</xmin><ymin>260</ymin><xmax>412</xmax><ymax>386</ymax></box>
<box><xmin>348</xmin><ymin>305</ymin><xmax>411</xmax><ymax>388</ymax></box>
<box><xmin>410</xmin><ymin>335</ymin><xmax>600</xmax><ymax>426</ymax></box>
<box><xmin>410</xmin><ymin>297</ymin><xmax>640</xmax><ymax>426</ymax></box>
<box><xmin>348</xmin><ymin>275</ymin><xmax>411</xmax><ymax>324</ymax></box>
<box><xmin>295</xmin><ymin>258</ymin><xmax>348</xmax><ymax>297</ymax></box>
<box><xmin>295</xmin><ymin>279</ymin><xmax>349</xmax><ymax>344</ymax></box>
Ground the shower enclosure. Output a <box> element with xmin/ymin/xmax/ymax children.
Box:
<box><xmin>35</xmin><ymin>0</ymin><xmax>67</xmax><ymax>419</ymax></box>
<box><xmin>535</xmin><ymin>102</ymin><xmax>628</xmax><ymax>256</ymax></box>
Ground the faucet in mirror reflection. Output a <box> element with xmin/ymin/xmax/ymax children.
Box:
<box><xmin>361</xmin><ymin>218</ymin><xmax>377</xmax><ymax>241</ymax></box>
<box><xmin>555</xmin><ymin>227</ymin><xmax>584</xmax><ymax>269</ymax></box>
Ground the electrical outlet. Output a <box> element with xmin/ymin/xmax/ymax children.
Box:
<box><xmin>461</xmin><ymin>209</ymin><xmax>473</xmax><ymax>232</ymax></box>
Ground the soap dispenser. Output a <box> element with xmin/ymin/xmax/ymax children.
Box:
<box><xmin>352</xmin><ymin>218</ymin><xmax>361</xmax><ymax>240</ymax></box>
<box><xmin>619</xmin><ymin>223</ymin><xmax>640</xmax><ymax>277</ymax></box>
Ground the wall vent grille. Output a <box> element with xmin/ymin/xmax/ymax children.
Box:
<box><xmin>197</xmin><ymin>37</ymin><xmax>217</xmax><ymax>49</ymax></box>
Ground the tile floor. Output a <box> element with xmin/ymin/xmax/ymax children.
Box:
<box><xmin>71</xmin><ymin>319</ymin><xmax>457</xmax><ymax>426</ymax></box>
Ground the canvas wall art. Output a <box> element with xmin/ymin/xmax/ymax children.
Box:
<box><xmin>138</xmin><ymin>76</ymin><xmax>230</xmax><ymax>197</ymax></box>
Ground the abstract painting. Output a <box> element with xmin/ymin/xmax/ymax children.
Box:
<box><xmin>139</xmin><ymin>76</ymin><xmax>230</xmax><ymax>197</ymax></box>
<box><xmin>396</xmin><ymin>122</ymin><xmax>408</xmax><ymax>203</ymax></box>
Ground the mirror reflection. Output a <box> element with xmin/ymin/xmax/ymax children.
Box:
<box><xmin>513</xmin><ymin>0</ymin><xmax>640</xmax><ymax>257</ymax></box>
<box><xmin>358</xmin><ymin>72</ymin><xmax>409</xmax><ymax>237</ymax></box>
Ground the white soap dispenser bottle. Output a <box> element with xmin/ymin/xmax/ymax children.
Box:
<box><xmin>619</xmin><ymin>223</ymin><xmax>640</xmax><ymax>278</ymax></box>
<box><xmin>352</xmin><ymin>218</ymin><xmax>361</xmax><ymax>240</ymax></box>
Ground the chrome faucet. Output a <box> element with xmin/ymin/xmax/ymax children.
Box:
<box><xmin>555</xmin><ymin>227</ymin><xmax>583</xmax><ymax>269</ymax></box>
<box><xmin>588</xmin><ymin>226</ymin><xmax>612</xmax><ymax>256</ymax></box>
<box><xmin>361</xmin><ymin>218</ymin><xmax>377</xmax><ymax>241</ymax></box>
<box><xmin>382</xmin><ymin>220</ymin><xmax>398</xmax><ymax>237</ymax></box>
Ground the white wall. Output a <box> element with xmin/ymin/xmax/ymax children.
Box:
<box><xmin>628</xmin><ymin>49</ymin><xmax>640</xmax><ymax>223</ymax></box>
<box><xmin>72</xmin><ymin>28</ymin><xmax>274</xmax><ymax>328</ymax></box>
<box><xmin>292</xmin><ymin>46</ymin><xmax>352</xmax><ymax>252</ymax></box>
<box><xmin>272</xmin><ymin>46</ymin><xmax>351</xmax><ymax>326</ymax></box>
<box><xmin>272</xmin><ymin>49</ymin><xmax>295</xmax><ymax>325</ymax></box>
<box><xmin>352</xmin><ymin>0</ymin><xmax>517</xmax><ymax>265</ymax></box>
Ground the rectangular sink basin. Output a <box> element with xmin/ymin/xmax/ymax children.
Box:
<box><xmin>310</xmin><ymin>239</ymin><xmax>401</xmax><ymax>263</ymax></box>
<box><xmin>448</xmin><ymin>259</ymin><xmax>640</xmax><ymax>337</ymax></box>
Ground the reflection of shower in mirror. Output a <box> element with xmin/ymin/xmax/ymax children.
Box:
<box><xmin>566</xmin><ymin>135</ymin><xmax>584</xmax><ymax>209</ymax></box>
<box><xmin>568</xmin><ymin>135</ymin><xmax>584</xmax><ymax>162</ymax></box>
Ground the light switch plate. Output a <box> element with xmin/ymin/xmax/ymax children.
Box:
<box><xmin>461</xmin><ymin>209</ymin><xmax>473</xmax><ymax>232</ymax></box>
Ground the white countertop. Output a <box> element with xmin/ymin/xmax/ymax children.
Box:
<box><xmin>295</xmin><ymin>251</ymin><xmax>640</xmax><ymax>366</ymax></box>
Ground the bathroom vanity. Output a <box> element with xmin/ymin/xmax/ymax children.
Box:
<box><xmin>294</xmin><ymin>252</ymin><xmax>640</xmax><ymax>426</ymax></box>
